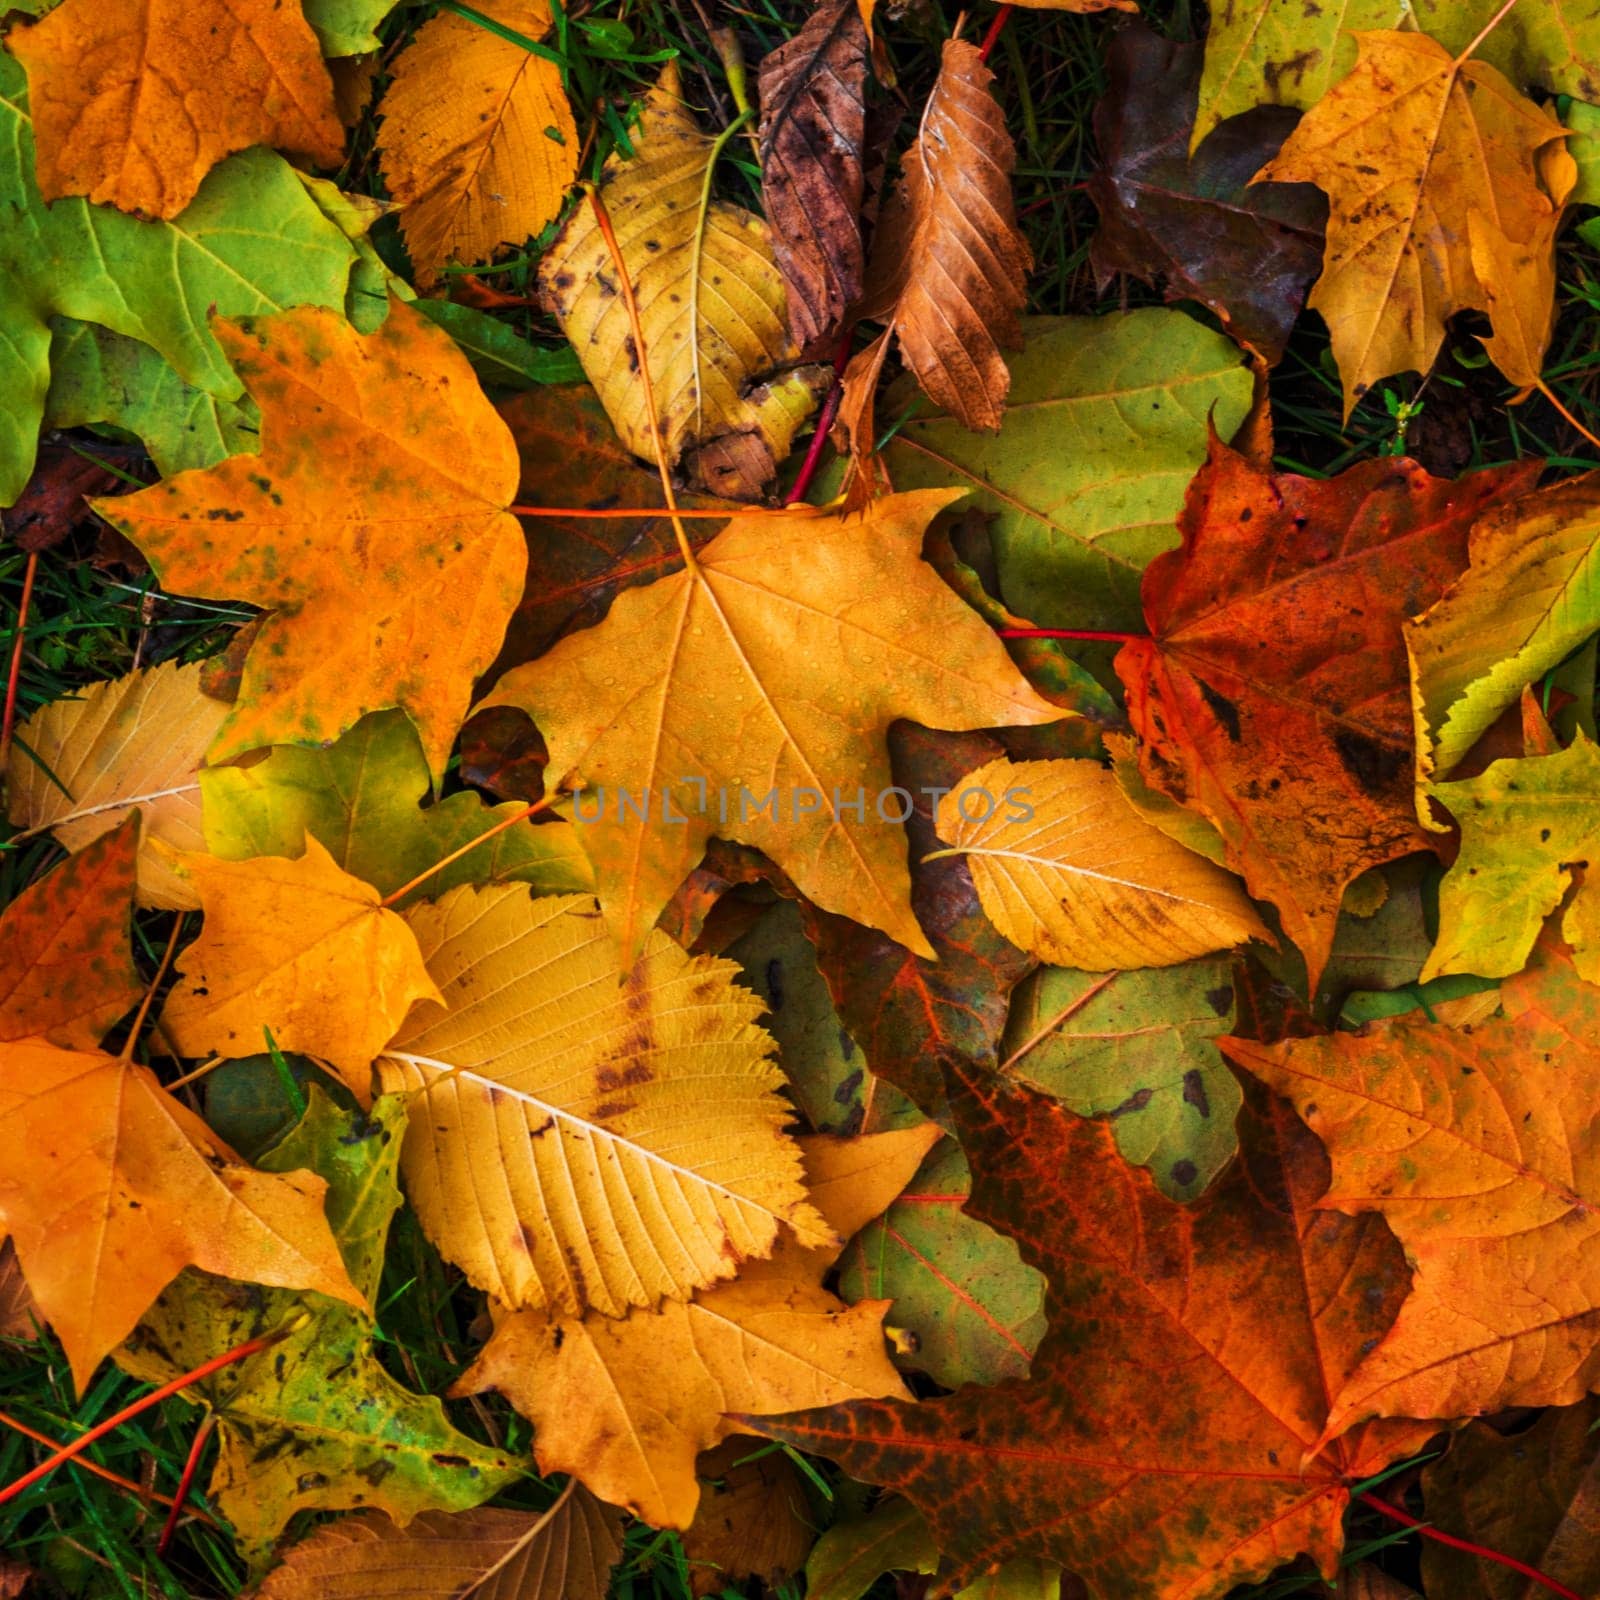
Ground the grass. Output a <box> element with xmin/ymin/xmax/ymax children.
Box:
<box><xmin>3</xmin><ymin>0</ymin><xmax>1599</xmax><ymax>1593</ymax></box>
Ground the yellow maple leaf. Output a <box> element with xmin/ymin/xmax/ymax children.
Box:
<box><xmin>477</xmin><ymin>491</ymin><xmax>1065</xmax><ymax>962</ymax></box>
<box><xmin>1256</xmin><ymin>30</ymin><xmax>1574</xmax><ymax>414</ymax></box>
<box><xmin>928</xmin><ymin>757</ymin><xmax>1270</xmax><ymax>969</ymax></box>
<box><xmin>379</xmin><ymin>885</ymin><xmax>833</xmax><ymax>1316</ymax></box>
<box><xmin>159</xmin><ymin>836</ymin><xmax>442</xmax><ymax>1092</ymax></box>
<box><xmin>94</xmin><ymin>300</ymin><xmax>527</xmax><ymax>781</ymax></box>
<box><xmin>10</xmin><ymin>0</ymin><xmax>343</xmax><ymax>219</ymax></box>
<box><xmin>378</xmin><ymin>0</ymin><xmax>578</xmax><ymax>288</ymax></box>
<box><xmin>451</xmin><ymin>1126</ymin><xmax>938</xmax><ymax>1527</ymax></box>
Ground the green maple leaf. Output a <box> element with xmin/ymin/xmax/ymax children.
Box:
<box><xmin>0</xmin><ymin>52</ymin><xmax>355</xmax><ymax>505</ymax></box>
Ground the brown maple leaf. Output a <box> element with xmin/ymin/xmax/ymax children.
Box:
<box><xmin>1115</xmin><ymin>436</ymin><xmax>1538</xmax><ymax>990</ymax></box>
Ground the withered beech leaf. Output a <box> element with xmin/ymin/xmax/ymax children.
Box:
<box><xmin>759</xmin><ymin>0</ymin><xmax>871</xmax><ymax>355</ymax></box>
<box><xmin>849</xmin><ymin>39</ymin><xmax>1031</xmax><ymax>435</ymax></box>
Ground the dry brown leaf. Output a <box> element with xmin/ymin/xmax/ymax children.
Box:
<box><xmin>254</xmin><ymin>1487</ymin><xmax>624</xmax><ymax>1600</ymax></box>
<box><xmin>158</xmin><ymin>836</ymin><xmax>442</xmax><ymax>1093</ymax></box>
<box><xmin>537</xmin><ymin>61</ymin><xmax>826</xmax><ymax>499</ymax></box>
<box><xmin>1256</xmin><ymin>30</ymin><xmax>1575</xmax><ymax>413</ymax></box>
<box><xmin>378</xmin><ymin>0</ymin><xmax>578</xmax><ymax>288</ymax></box>
<box><xmin>477</xmin><ymin>492</ymin><xmax>1063</xmax><ymax>964</ymax></box>
<box><xmin>758</xmin><ymin>0</ymin><xmax>871</xmax><ymax>353</ymax></box>
<box><xmin>5</xmin><ymin>661</ymin><xmax>228</xmax><ymax>911</ymax></box>
<box><xmin>849</xmin><ymin>38</ymin><xmax>1030</xmax><ymax>437</ymax></box>
<box><xmin>451</xmin><ymin>1126</ymin><xmax>934</xmax><ymax>1528</ymax></box>
<box><xmin>931</xmin><ymin>756</ymin><xmax>1270</xmax><ymax>968</ymax></box>
<box><xmin>380</xmin><ymin>886</ymin><xmax>833</xmax><ymax>1315</ymax></box>
<box><xmin>9</xmin><ymin>0</ymin><xmax>342</xmax><ymax>219</ymax></box>
<box><xmin>682</xmin><ymin>1441</ymin><xmax>815</xmax><ymax>1597</ymax></box>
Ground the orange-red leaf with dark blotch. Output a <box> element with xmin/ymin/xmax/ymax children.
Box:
<box><xmin>0</xmin><ymin>814</ymin><xmax>141</xmax><ymax>1049</ymax></box>
<box><xmin>1115</xmin><ymin>438</ymin><xmax>1539</xmax><ymax>991</ymax></box>
<box><xmin>747</xmin><ymin>1069</ymin><xmax>1432</xmax><ymax>1599</ymax></box>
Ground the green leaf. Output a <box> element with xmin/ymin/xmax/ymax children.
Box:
<box><xmin>1194</xmin><ymin>0</ymin><xmax>1407</xmax><ymax>147</ymax></box>
<box><xmin>301</xmin><ymin>0</ymin><xmax>402</xmax><ymax>55</ymax></box>
<box><xmin>1407</xmin><ymin>477</ymin><xmax>1600</xmax><ymax>781</ymax></box>
<box><xmin>1425</xmin><ymin>736</ymin><xmax>1600</xmax><ymax>984</ymax></box>
<box><xmin>728</xmin><ymin>900</ymin><xmax>919</xmax><ymax>1136</ymax></box>
<box><xmin>201</xmin><ymin>708</ymin><xmax>593</xmax><ymax>905</ymax></box>
<box><xmin>879</xmin><ymin>311</ymin><xmax>1252</xmax><ymax>632</ymax></box>
<box><xmin>837</xmin><ymin>1140</ymin><xmax>1046</xmax><ymax>1389</ymax></box>
<box><xmin>1001</xmin><ymin>958</ymin><xmax>1243</xmax><ymax>1200</ymax></box>
<box><xmin>0</xmin><ymin>53</ymin><xmax>356</xmax><ymax>505</ymax></box>
<box><xmin>118</xmin><ymin>1088</ymin><xmax>520</xmax><ymax>1561</ymax></box>
<box><xmin>1566</xmin><ymin>100</ymin><xmax>1600</xmax><ymax>205</ymax></box>
<box><xmin>804</xmin><ymin>1495</ymin><xmax>1060</xmax><ymax>1600</ymax></box>
<box><xmin>44</xmin><ymin>320</ymin><xmax>259</xmax><ymax>475</ymax></box>
<box><xmin>414</xmin><ymin>299</ymin><xmax>587</xmax><ymax>390</ymax></box>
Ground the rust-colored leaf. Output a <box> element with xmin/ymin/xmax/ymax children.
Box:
<box><xmin>1115</xmin><ymin>437</ymin><xmax>1538</xmax><ymax>990</ymax></box>
<box><xmin>0</xmin><ymin>814</ymin><xmax>141</xmax><ymax>1050</ymax></box>
<box><xmin>1225</xmin><ymin>932</ymin><xmax>1600</xmax><ymax>1431</ymax></box>
<box><xmin>750</xmin><ymin>1069</ymin><xmax>1431</xmax><ymax>1597</ymax></box>
<box><xmin>847</xmin><ymin>39</ymin><xmax>1030</xmax><ymax>436</ymax></box>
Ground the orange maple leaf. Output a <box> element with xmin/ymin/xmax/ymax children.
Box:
<box><xmin>96</xmin><ymin>300</ymin><xmax>527</xmax><ymax>782</ymax></box>
<box><xmin>1226</xmin><ymin>930</ymin><xmax>1600</xmax><ymax>1433</ymax></box>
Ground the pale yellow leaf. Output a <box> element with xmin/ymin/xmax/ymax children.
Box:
<box><xmin>5</xmin><ymin>662</ymin><xmax>228</xmax><ymax>910</ymax></box>
<box><xmin>379</xmin><ymin>885</ymin><xmax>831</xmax><ymax>1316</ymax></box>
<box><xmin>451</xmin><ymin>1128</ymin><xmax>931</xmax><ymax>1527</ymax></box>
<box><xmin>932</xmin><ymin>757</ymin><xmax>1269</xmax><ymax>968</ymax></box>
<box><xmin>536</xmin><ymin>60</ymin><xmax>826</xmax><ymax>497</ymax></box>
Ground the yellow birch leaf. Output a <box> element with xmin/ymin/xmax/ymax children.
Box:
<box><xmin>476</xmin><ymin>492</ymin><xmax>1064</xmax><ymax>965</ymax></box>
<box><xmin>5</xmin><ymin>662</ymin><xmax>227</xmax><ymax>911</ymax></box>
<box><xmin>536</xmin><ymin>60</ymin><xmax>826</xmax><ymax>498</ymax></box>
<box><xmin>450</xmin><ymin>1126</ymin><xmax>935</xmax><ymax>1527</ymax></box>
<box><xmin>378</xmin><ymin>885</ymin><xmax>833</xmax><ymax>1316</ymax></box>
<box><xmin>159</xmin><ymin>836</ymin><xmax>442</xmax><ymax>1092</ymax></box>
<box><xmin>9</xmin><ymin>0</ymin><xmax>342</xmax><ymax>219</ymax></box>
<box><xmin>930</xmin><ymin>757</ymin><xmax>1270</xmax><ymax>968</ymax></box>
<box><xmin>1256</xmin><ymin>31</ymin><xmax>1571</xmax><ymax>415</ymax></box>
<box><xmin>378</xmin><ymin>0</ymin><xmax>578</xmax><ymax>289</ymax></box>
